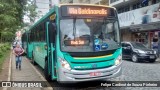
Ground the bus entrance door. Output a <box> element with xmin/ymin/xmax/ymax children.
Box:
<box><xmin>46</xmin><ymin>21</ymin><xmax>57</xmax><ymax>80</ymax></box>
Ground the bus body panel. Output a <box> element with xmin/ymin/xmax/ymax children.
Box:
<box><xmin>62</xmin><ymin>48</ymin><xmax>121</xmax><ymax>70</ymax></box>
<box><xmin>56</xmin><ymin>48</ymin><xmax>122</xmax><ymax>82</ymax></box>
<box><xmin>33</xmin><ymin>42</ymin><xmax>47</xmax><ymax>69</ymax></box>
<box><xmin>27</xmin><ymin>43</ymin><xmax>33</xmax><ymax>59</ymax></box>
<box><xmin>57</xmin><ymin>62</ymin><xmax>122</xmax><ymax>82</ymax></box>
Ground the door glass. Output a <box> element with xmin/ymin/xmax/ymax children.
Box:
<box><xmin>125</xmin><ymin>44</ymin><xmax>131</xmax><ymax>50</ymax></box>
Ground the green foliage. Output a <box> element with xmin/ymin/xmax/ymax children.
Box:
<box><xmin>1</xmin><ymin>43</ymin><xmax>10</xmax><ymax>51</ymax></box>
<box><xmin>0</xmin><ymin>0</ymin><xmax>22</xmax><ymax>29</ymax></box>
<box><xmin>0</xmin><ymin>43</ymin><xmax>10</xmax><ymax>72</ymax></box>
<box><xmin>0</xmin><ymin>0</ymin><xmax>29</xmax><ymax>42</ymax></box>
<box><xmin>24</xmin><ymin>0</ymin><xmax>37</xmax><ymax>24</ymax></box>
<box><xmin>0</xmin><ymin>43</ymin><xmax>10</xmax><ymax>58</ymax></box>
<box><xmin>0</xmin><ymin>0</ymin><xmax>37</xmax><ymax>42</ymax></box>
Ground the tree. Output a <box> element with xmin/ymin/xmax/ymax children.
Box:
<box><xmin>23</xmin><ymin>0</ymin><xmax>37</xmax><ymax>24</ymax></box>
<box><xmin>0</xmin><ymin>0</ymin><xmax>28</xmax><ymax>42</ymax></box>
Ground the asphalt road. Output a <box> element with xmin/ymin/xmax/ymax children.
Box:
<box><xmin>34</xmin><ymin>59</ymin><xmax>160</xmax><ymax>90</ymax></box>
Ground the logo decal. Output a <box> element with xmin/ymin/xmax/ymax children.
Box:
<box><xmin>92</xmin><ymin>64</ymin><xmax>97</xmax><ymax>68</ymax></box>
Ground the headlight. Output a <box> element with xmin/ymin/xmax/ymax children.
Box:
<box><xmin>154</xmin><ymin>50</ymin><xmax>157</xmax><ymax>54</ymax></box>
<box><xmin>138</xmin><ymin>50</ymin><xmax>146</xmax><ymax>54</ymax></box>
<box><xmin>59</xmin><ymin>57</ymin><xmax>71</xmax><ymax>70</ymax></box>
<box><xmin>115</xmin><ymin>55</ymin><xmax>122</xmax><ymax>66</ymax></box>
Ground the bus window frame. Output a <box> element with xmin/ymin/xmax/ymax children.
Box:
<box><xmin>59</xmin><ymin>17</ymin><xmax>120</xmax><ymax>52</ymax></box>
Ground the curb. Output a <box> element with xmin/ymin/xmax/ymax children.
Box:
<box><xmin>26</xmin><ymin>58</ymin><xmax>53</xmax><ymax>90</ymax></box>
<box><xmin>2</xmin><ymin>52</ymin><xmax>12</xmax><ymax>90</ymax></box>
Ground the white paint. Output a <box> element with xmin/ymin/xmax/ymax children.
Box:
<box><xmin>2</xmin><ymin>52</ymin><xmax>12</xmax><ymax>90</ymax></box>
<box><xmin>90</xmin><ymin>0</ymin><xmax>101</xmax><ymax>4</ymax></box>
<box><xmin>109</xmin><ymin>0</ymin><xmax>124</xmax><ymax>6</ymax></box>
<box><xmin>8</xmin><ymin>52</ymin><xmax>12</xmax><ymax>81</ymax></box>
<box><xmin>52</xmin><ymin>0</ymin><xmax>59</xmax><ymax>5</ymax></box>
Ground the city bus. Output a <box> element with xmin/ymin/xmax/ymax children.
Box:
<box><xmin>23</xmin><ymin>4</ymin><xmax>122</xmax><ymax>83</ymax></box>
<box><xmin>22</xmin><ymin>30</ymin><xmax>33</xmax><ymax>59</ymax></box>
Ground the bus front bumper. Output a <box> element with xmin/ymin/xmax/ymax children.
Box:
<box><xmin>57</xmin><ymin>62</ymin><xmax>122</xmax><ymax>83</ymax></box>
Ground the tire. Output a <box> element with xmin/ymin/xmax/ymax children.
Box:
<box><xmin>132</xmin><ymin>54</ymin><xmax>138</xmax><ymax>62</ymax></box>
<box><xmin>149</xmin><ymin>59</ymin><xmax>156</xmax><ymax>63</ymax></box>
<box><xmin>44</xmin><ymin>61</ymin><xmax>51</xmax><ymax>81</ymax></box>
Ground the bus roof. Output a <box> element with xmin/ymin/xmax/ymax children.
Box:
<box><xmin>27</xmin><ymin>7</ymin><xmax>56</xmax><ymax>32</ymax></box>
<box><xmin>59</xmin><ymin>4</ymin><xmax>116</xmax><ymax>9</ymax></box>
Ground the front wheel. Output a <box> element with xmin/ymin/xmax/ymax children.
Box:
<box><xmin>149</xmin><ymin>59</ymin><xmax>156</xmax><ymax>63</ymax></box>
<box><xmin>44</xmin><ymin>61</ymin><xmax>51</xmax><ymax>81</ymax></box>
<box><xmin>132</xmin><ymin>54</ymin><xmax>138</xmax><ymax>62</ymax></box>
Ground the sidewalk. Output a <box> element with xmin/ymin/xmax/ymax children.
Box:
<box><xmin>7</xmin><ymin>54</ymin><xmax>52</xmax><ymax>90</ymax></box>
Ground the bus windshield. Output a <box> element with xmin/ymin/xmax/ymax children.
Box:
<box><xmin>60</xmin><ymin>18</ymin><xmax>120</xmax><ymax>52</ymax></box>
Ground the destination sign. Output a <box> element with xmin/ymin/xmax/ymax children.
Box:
<box><xmin>68</xmin><ymin>7</ymin><xmax>107</xmax><ymax>15</ymax></box>
<box><xmin>64</xmin><ymin>40</ymin><xmax>90</xmax><ymax>46</ymax></box>
<box><xmin>60</xmin><ymin>5</ymin><xmax>116</xmax><ymax>17</ymax></box>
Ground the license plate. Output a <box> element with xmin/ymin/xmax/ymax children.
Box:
<box><xmin>90</xmin><ymin>72</ymin><xmax>102</xmax><ymax>76</ymax></box>
<box><xmin>150</xmin><ymin>56</ymin><xmax>155</xmax><ymax>59</ymax></box>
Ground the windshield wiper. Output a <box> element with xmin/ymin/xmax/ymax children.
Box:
<box><xmin>73</xmin><ymin>17</ymin><xmax>76</xmax><ymax>40</ymax></box>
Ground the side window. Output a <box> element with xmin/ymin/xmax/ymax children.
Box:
<box><xmin>28</xmin><ymin>33</ymin><xmax>30</xmax><ymax>43</ymax></box>
<box><xmin>36</xmin><ymin>23</ymin><xmax>46</xmax><ymax>42</ymax></box>
<box><xmin>125</xmin><ymin>43</ymin><xmax>132</xmax><ymax>50</ymax></box>
<box><xmin>48</xmin><ymin>22</ymin><xmax>56</xmax><ymax>43</ymax></box>
<box><xmin>36</xmin><ymin>28</ymin><xmax>39</xmax><ymax>42</ymax></box>
<box><xmin>125</xmin><ymin>43</ymin><xmax>131</xmax><ymax>47</ymax></box>
<box><xmin>39</xmin><ymin>25</ymin><xmax>43</xmax><ymax>41</ymax></box>
<box><xmin>30</xmin><ymin>31</ymin><xmax>33</xmax><ymax>42</ymax></box>
<box><xmin>42</xmin><ymin>23</ymin><xmax>46</xmax><ymax>42</ymax></box>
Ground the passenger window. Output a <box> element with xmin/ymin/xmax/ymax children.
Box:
<box><xmin>122</xmin><ymin>43</ymin><xmax>125</xmax><ymax>47</ymax></box>
<box><xmin>125</xmin><ymin>44</ymin><xmax>131</xmax><ymax>47</ymax></box>
<box><xmin>125</xmin><ymin>44</ymin><xmax>131</xmax><ymax>50</ymax></box>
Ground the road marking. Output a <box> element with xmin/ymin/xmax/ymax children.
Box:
<box><xmin>8</xmin><ymin>52</ymin><xmax>12</xmax><ymax>81</ymax></box>
<box><xmin>26</xmin><ymin>58</ymin><xmax>53</xmax><ymax>90</ymax></box>
<box><xmin>2</xmin><ymin>52</ymin><xmax>12</xmax><ymax>90</ymax></box>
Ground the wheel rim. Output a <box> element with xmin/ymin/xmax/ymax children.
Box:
<box><xmin>132</xmin><ymin>55</ymin><xmax>137</xmax><ymax>62</ymax></box>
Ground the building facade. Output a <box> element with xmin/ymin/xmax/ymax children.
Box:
<box><xmin>109</xmin><ymin>0</ymin><xmax>160</xmax><ymax>48</ymax></box>
<box><xmin>34</xmin><ymin>0</ymin><xmax>109</xmax><ymax>23</ymax></box>
<box><xmin>60</xmin><ymin>0</ymin><xmax>109</xmax><ymax>5</ymax></box>
<box><xmin>34</xmin><ymin>0</ymin><xmax>51</xmax><ymax>22</ymax></box>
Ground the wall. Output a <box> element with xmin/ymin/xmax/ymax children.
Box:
<box><xmin>109</xmin><ymin>0</ymin><xmax>124</xmax><ymax>6</ymax></box>
<box><xmin>118</xmin><ymin>3</ymin><xmax>160</xmax><ymax>27</ymax></box>
<box><xmin>60</xmin><ymin>0</ymin><xmax>72</xmax><ymax>3</ymax></box>
<box><xmin>121</xmin><ymin>29</ymin><xmax>132</xmax><ymax>41</ymax></box>
<box><xmin>35</xmin><ymin>0</ymin><xmax>50</xmax><ymax>22</ymax></box>
<box><xmin>90</xmin><ymin>0</ymin><xmax>101</xmax><ymax>4</ymax></box>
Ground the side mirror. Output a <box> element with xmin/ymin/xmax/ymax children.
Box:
<box><xmin>126</xmin><ymin>46</ymin><xmax>131</xmax><ymax>50</ymax></box>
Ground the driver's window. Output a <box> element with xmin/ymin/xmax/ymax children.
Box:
<box><xmin>125</xmin><ymin>44</ymin><xmax>131</xmax><ymax>49</ymax></box>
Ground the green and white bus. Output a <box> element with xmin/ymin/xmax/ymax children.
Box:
<box><xmin>22</xmin><ymin>30</ymin><xmax>33</xmax><ymax>59</ymax></box>
<box><xmin>22</xmin><ymin>4</ymin><xmax>122</xmax><ymax>82</ymax></box>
